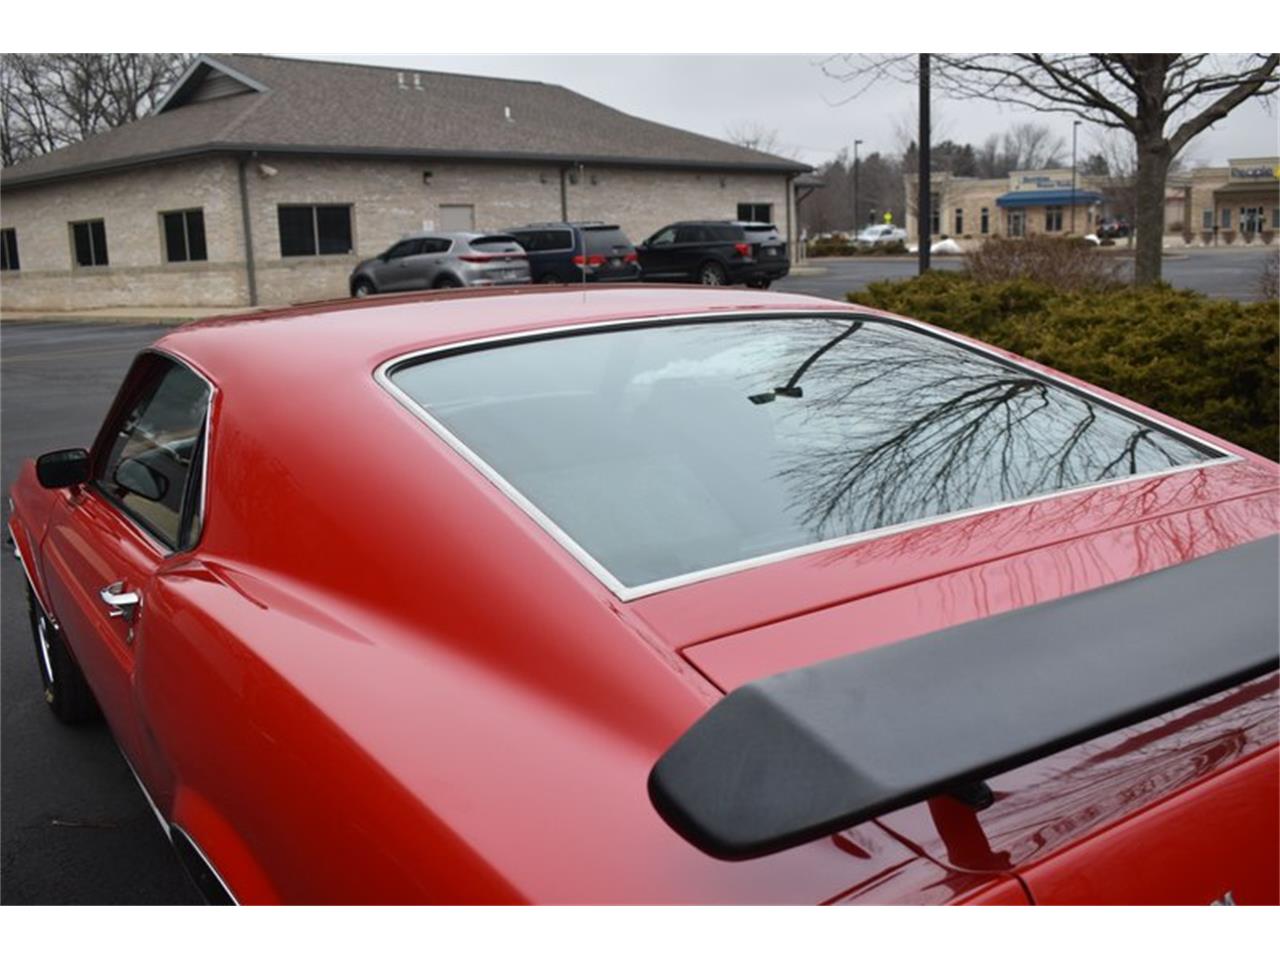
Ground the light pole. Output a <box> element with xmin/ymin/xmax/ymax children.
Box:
<box><xmin>918</xmin><ymin>54</ymin><xmax>930</xmax><ymax>274</ymax></box>
<box><xmin>852</xmin><ymin>139</ymin><xmax>863</xmax><ymax>234</ymax></box>
<box><xmin>1071</xmin><ymin>120</ymin><xmax>1081</xmax><ymax>234</ymax></box>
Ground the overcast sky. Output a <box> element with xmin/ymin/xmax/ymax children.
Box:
<box><xmin>293</xmin><ymin>54</ymin><xmax>1278</xmax><ymax>170</ymax></box>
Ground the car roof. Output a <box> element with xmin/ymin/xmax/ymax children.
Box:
<box><xmin>159</xmin><ymin>286</ymin><xmax>840</xmax><ymax>384</ymax></box>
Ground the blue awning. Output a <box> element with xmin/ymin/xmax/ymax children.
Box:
<box><xmin>996</xmin><ymin>189</ymin><xmax>1104</xmax><ymax>208</ymax></box>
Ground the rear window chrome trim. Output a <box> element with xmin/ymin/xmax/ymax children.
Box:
<box><xmin>374</xmin><ymin>309</ymin><xmax>1240</xmax><ymax>602</ymax></box>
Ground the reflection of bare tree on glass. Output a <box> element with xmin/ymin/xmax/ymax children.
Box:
<box><xmin>762</xmin><ymin>319</ymin><xmax>1218</xmax><ymax>539</ymax></box>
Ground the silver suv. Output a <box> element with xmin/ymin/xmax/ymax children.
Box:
<box><xmin>349</xmin><ymin>232</ymin><xmax>530</xmax><ymax>296</ymax></box>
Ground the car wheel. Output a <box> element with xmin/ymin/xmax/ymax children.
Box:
<box><xmin>537</xmin><ymin>273</ymin><xmax>562</xmax><ymax>284</ymax></box>
<box><xmin>352</xmin><ymin>278</ymin><xmax>376</xmax><ymax>298</ymax></box>
<box><xmin>27</xmin><ymin>585</ymin><xmax>99</xmax><ymax>724</ymax></box>
<box><xmin>434</xmin><ymin>275</ymin><xmax>464</xmax><ymax>289</ymax></box>
<box><xmin>699</xmin><ymin>262</ymin><xmax>727</xmax><ymax>286</ymax></box>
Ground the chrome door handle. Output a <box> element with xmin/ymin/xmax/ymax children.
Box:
<box><xmin>99</xmin><ymin>581</ymin><xmax>141</xmax><ymax>621</ymax></box>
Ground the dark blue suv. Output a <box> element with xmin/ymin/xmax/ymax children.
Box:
<box><xmin>506</xmin><ymin>222</ymin><xmax>641</xmax><ymax>284</ymax></box>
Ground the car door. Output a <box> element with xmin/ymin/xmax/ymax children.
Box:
<box><xmin>671</xmin><ymin>225</ymin><xmax>709</xmax><ymax>279</ymax></box>
<box><xmin>374</xmin><ymin>239</ymin><xmax>425</xmax><ymax>292</ymax></box>
<box><xmin>638</xmin><ymin>226</ymin><xmax>680</xmax><ymax>280</ymax></box>
<box><xmin>40</xmin><ymin>353</ymin><xmax>212</xmax><ymax>786</ymax></box>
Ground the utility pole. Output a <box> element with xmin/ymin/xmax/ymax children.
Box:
<box><xmin>918</xmin><ymin>53</ymin><xmax>931</xmax><ymax>274</ymax></box>
<box><xmin>852</xmin><ymin>138</ymin><xmax>863</xmax><ymax>233</ymax></box>
<box><xmin>1071</xmin><ymin>120</ymin><xmax>1081</xmax><ymax>234</ymax></box>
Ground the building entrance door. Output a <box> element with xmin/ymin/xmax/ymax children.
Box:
<box><xmin>1240</xmin><ymin>207</ymin><xmax>1264</xmax><ymax>235</ymax></box>
<box><xmin>1008</xmin><ymin>210</ymin><xmax>1025</xmax><ymax>237</ymax></box>
<box><xmin>438</xmin><ymin>204</ymin><xmax>476</xmax><ymax>233</ymax></box>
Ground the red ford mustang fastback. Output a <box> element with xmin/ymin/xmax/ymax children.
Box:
<box><xmin>8</xmin><ymin>286</ymin><xmax>1278</xmax><ymax>904</ymax></box>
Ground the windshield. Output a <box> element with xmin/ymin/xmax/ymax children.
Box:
<box><xmin>387</xmin><ymin>317</ymin><xmax>1223</xmax><ymax>591</ymax></box>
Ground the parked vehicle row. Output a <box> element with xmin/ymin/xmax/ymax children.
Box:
<box><xmin>348</xmin><ymin>220</ymin><xmax>789</xmax><ymax>296</ymax></box>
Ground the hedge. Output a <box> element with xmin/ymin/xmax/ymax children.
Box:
<box><xmin>850</xmin><ymin>271</ymin><xmax>1279</xmax><ymax>461</ymax></box>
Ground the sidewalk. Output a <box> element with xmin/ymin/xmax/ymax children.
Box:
<box><xmin>0</xmin><ymin>304</ymin><xmax>285</xmax><ymax>325</ymax></box>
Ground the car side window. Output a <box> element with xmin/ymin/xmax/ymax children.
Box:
<box><xmin>650</xmin><ymin>228</ymin><xmax>677</xmax><ymax>247</ymax></box>
<box><xmin>422</xmin><ymin>238</ymin><xmax>452</xmax><ymax>254</ymax></box>
<box><xmin>384</xmin><ymin>239</ymin><xmax>418</xmax><ymax>260</ymax></box>
<box><xmin>97</xmin><ymin>357</ymin><xmax>211</xmax><ymax>551</ymax></box>
<box><xmin>675</xmin><ymin>226</ymin><xmax>705</xmax><ymax>244</ymax></box>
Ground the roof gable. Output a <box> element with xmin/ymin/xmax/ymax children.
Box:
<box><xmin>154</xmin><ymin>55</ymin><xmax>269</xmax><ymax>113</ymax></box>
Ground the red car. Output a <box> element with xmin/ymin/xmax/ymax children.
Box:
<box><xmin>8</xmin><ymin>286</ymin><xmax>1278</xmax><ymax>905</ymax></box>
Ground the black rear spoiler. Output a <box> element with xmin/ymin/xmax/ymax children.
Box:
<box><xmin>649</xmin><ymin>535</ymin><xmax>1280</xmax><ymax>860</ymax></box>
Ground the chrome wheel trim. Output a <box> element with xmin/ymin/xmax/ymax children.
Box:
<box><xmin>700</xmin><ymin>266</ymin><xmax>724</xmax><ymax>286</ymax></box>
<box><xmin>36</xmin><ymin>612</ymin><xmax>55</xmax><ymax>687</ymax></box>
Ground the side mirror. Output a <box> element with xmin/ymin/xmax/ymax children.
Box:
<box><xmin>114</xmin><ymin>457</ymin><xmax>168</xmax><ymax>502</ymax></box>
<box><xmin>36</xmin><ymin>448</ymin><xmax>90</xmax><ymax>489</ymax></box>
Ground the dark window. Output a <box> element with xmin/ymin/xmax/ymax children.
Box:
<box><xmin>71</xmin><ymin>219</ymin><xmax>109</xmax><ymax>267</ymax></box>
<box><xmin>161</xmin><ymin>209</ymin><xmax>207</xmax><ymax>263</ymax></box>
<box><xmin>650</xmin><ymin>227</ymin><xmax>677</xmax><ymax>246</ymax></box>
<box><xmin>1045</xmin><ymin>206</ymin><xmax>1064</xmax><ymax>232</ymax></box>
<box><xmin>383</xmin><ymin>239</ymin><xmax>421</xmax><ymax>260</ymax></box>
<box><xmin>929</xmin><ymin>193</ymin><xmax>940</xmax><ymax>235</ymax></box>
<box><xmin>675</xmin><ymin>225</ymin><xmax>708</xmax><ymax>244</ymax></box>
<box><xmin>389</xmin><ymin>317</ymin><xmax>1221</xmax><ymax>589</ymax></box>
<box><xmin>0</xmin><ymin>228</ymin><xmax>18</xmax><ymax>271</ymax></box>
<box><xmin>1273</xmin><ymin>207</ymin><xmax>1279</xmax><ymax>229</ymax></box>
<box><xmin>980</xmin><ymin>207</ymin><xmax>990</xmax><ymax>235</ymax></box>
<box><xmin>737</xmin><ymin>203</ymin><xmax>772</xmax><ymax>222</ymax></box>
<box><xmin>278</xmin><ymin>204</ymin><xmax>353</xmax><ymax>257</ymax></box>
<box><xmin>1203</xmin><ymin>210</ymin><xmax>1213</xmax><ymax>230</ymax></box>
<box><xmin>421</xmin><ymin>238</ymin><xmax>453</xmax><ymax>254</ymax></box>
<box><xmin>1221</xmin><ymin>208</ymin><xmax>1231</xmax><ymax>229</ymax></box>
<box><xmin>954</xmin><ymin>208</ymin><xmax>964</xmax><ymax>234</ymax></box>
<box><xmin>97</xmin><ymin>357</ymin><xmax>211</xmax><ymax>550</ymax></box>
<box><xmin>583</xmin><ymin>227</ymin><xmax>632</xmax><ymax>255</ymax></box>
<box><xmin>471</xmin><ymin>235</ymin><xmax>522</xmax><ymax>253</ymax></box>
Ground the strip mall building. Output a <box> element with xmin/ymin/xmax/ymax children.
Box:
<box><xmin>904</xmin><ymin>157</ymin><xmax>1279</xmax><ymax>244</ymax></box>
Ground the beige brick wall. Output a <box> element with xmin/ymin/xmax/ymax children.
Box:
<box><xmin>3</xmin><ymin>153</ymin><xmax>795</xmax><ymax>309</ymax></box>
<box><xmin>246</xmin><ymin>155</ymin><xmax>793</xmax><ymax>303</ymax></box>
<box><xmin>1</xmin><ymin>157</ymin><xmax>248</xmax><ymax>310</ymax></box>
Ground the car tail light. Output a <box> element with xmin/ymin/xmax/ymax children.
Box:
<box><xmin>572</xmin><ymin>254</ymin><xmax>606</xmax><ymax>267</ymax></box>
<box><xmin>734</xmin><ymin>243</ymin><xmax>751</xmax><ymax>257</ymax></box>
<box><xmin>623</xmin><ymin>252</ymin><xmax>638</xmax><ymax>263</ymax></box>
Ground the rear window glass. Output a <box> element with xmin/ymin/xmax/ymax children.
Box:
<box><xmin>707</xmin><ymin>224</ymin><xmax>745</xmax><ymax>241</ymax></box>
<box><xmin>386</xmin><ymin>317</ymin><xmax>1223</xmax><ymax>591</ymax></box>
<box><xmin>742</xmin><ymin>224</ymin><xmax>778</xmax><ymax>233</ymax></box>
<box><xmin>471</xmin><ymin>235</ymin><xmax>522</xmax><ymax>253</ymax></box>
<box><xmin>583</xmin><ymin>227</ymin><xmax>632</xmax><ymax>254</ymax></box>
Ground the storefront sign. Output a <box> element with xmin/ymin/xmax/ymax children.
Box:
<box><xmin>1229</xmin><ymin>165</ymin><xmax>1276</xmax><ymax>179</ymax></box>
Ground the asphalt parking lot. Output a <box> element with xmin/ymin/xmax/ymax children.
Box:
<box><xmin>0</xmin><ymin>244</ymin><xmax>1275</xmax><ymax>904</ymax></box>
<box><xmin>1</xmin><ymin>322</ymin><xmax>200</xmax><ymax>904</ymax></box>
<box><xmin>775</xmin><ymin>245</ymin><xmax>1278</xmax><ymax>302</ymax></box>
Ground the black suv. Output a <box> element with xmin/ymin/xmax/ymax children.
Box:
<box><xmin>636</xmin><ymin>220</ymin><xmax>789</xmax><ymax>288</ymax></box>
<box><xmin>506</xmin><ymin>222</ymin><xmax>641</xmax><ymax>283</ymax></box>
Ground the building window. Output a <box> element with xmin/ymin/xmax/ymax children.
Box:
<box><xmin>954</xmin><ymin>208</ymin><xmax>964</xmax><ymax>234</ymax></box>
<box><xmin>929</xmin><ymin>193</ymin><xmax>940</xmax><ymax>235</ymax></box>
<box><xmin>161</xmin><ymin>209</ymin><xmax>208</xmax><ymax>263</ymax></box>
<box><xmin>1220</xmin><ymin>208</ymin><xmax>1231</xmax><ymax>229</ymax></box>
<box><xmin>1044</xmin><ymin>206</ymin><xmax>1064</xmax><ymax>232</ymax></box>
<box><xmin>70</xmin><ymin>219</ymin><xmax>109</xmax><ymax>267</ymax></box>
<box><xmin>737</xmin><ymin>203</ymin><xmax>772</xmax><ymax>223</ymax></box>
<box><xmin>1202</xmin><ymin>210</ymin><xmax>1213</xmax><ymax>230</ymax></box>
<box><xmin>980</xmin><ymin>208</ymin><xmax>989</xmax><ymax>235</ymax></box>
<box><xmin>1273</xmin><ymin>207</ymin><xmax>1279</xmax><ymax>229</ymax></box>
<box><xmin>278</xmin><ymin>205</ymin><xmax>353</xmax><ymax>257</ymax></box>
<box><xmin>0</xmin><ymin>228</ymin><xmax>18</xmax><ymax>271</ymax></box>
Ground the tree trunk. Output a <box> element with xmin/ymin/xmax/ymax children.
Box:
<box><xmin>1133</xmin><ymin>143</ymin><xmax>1171</xmax><ymax>286</ymax></box>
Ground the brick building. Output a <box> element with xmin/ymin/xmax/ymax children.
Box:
<box><xmin>0</xmin><ymin>55</ymin><xmax>808</xmax><ymax>310</ymax></box>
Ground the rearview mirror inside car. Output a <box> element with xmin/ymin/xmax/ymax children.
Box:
<box><xmin>35</xmin><ymin>449</ymin><xmax>90</xmax><ymax>489</ymax></box>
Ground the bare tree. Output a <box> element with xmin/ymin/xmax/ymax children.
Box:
<box><xmin>723</xmin><ymin>120</ymin><xmax>795</xmax><ymax>158</ymax></box>
<box><xmin>820</xmin><ymin>54</ymin><xmax>1280</xmax><ymax>285</ymax></box>
<box><xmin>1</xmin><ymin>53</ymin><xmax>193</xmax><ymax>166</ymax></box>
<box><xmin>1000</xmin><ymin>121</ymin><xmax>1066</xmax><ymax>171</ymax></box>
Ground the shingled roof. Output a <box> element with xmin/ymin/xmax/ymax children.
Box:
<box><xmin>1</xmin><ymin>54</ymin><xmax>809</xmax><ymax>189</ymax></box>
